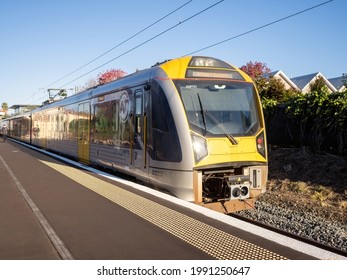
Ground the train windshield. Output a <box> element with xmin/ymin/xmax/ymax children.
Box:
<box><xmin>175</xmin><ymin>80</ymin><xmax>261</xmax><ymax>137</ymax></box>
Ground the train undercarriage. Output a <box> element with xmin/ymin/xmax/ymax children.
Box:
<box><xmin>194</xmin><ymin>165</ymin><xmax>266</xmax><ymax>213</ymax></box>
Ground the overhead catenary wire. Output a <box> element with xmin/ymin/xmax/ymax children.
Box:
<box><xmin>29</xmin><ymin>0</ymin><xmax>333</xmax><ymax>104</ymax></box>
<box><xmin>59</xmin><ymin>0</ymin><xmax>333</xmax><ymax>90</ymax></box>
<box><xmin>43</xmin><ymin>0</ymin><xmax>194</xmax><ymax>89</ymax></box>
<box><xmin>184</xmin><ymin>0</ymin><xmax>334</xmax><ymax>56</ymax></box>
<box><xmin>30</xmin><ymin>0</ymin><xmax>224</xmax><ymax>104</ymax></box>
<box><xmin>57</xmin><ymin>0</ymin><xmax>224</xmax><ymax>89</ymax></box>
<box><xmin>26</xmin><ymin>0</ymin><xmax>194</xmax><ymax>103</ymax></box>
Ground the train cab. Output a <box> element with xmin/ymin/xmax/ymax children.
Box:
<box><xmin>152</xmin><ymin>56</ymin><xmax>268</xmax><ymax>213</ymax></box>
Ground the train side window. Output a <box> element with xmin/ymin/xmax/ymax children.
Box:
<box><xmin>150</xmin><ymin>80</ymin><xmax>182</xmax><ymax>162</ymax></box>
<box><xmin>111</xmin><ymin>102</ymin><xmax>119</xmax><ymax>134</ymax></box>
<box><xmin>94</xmin><ymin>103</ymin><xmax>111</xmax><ymax>144</ymax></box>
<box><xmin>152</xmin><ymin>93</ymin><xmax>169</xmax><ymax>133</ymax></box>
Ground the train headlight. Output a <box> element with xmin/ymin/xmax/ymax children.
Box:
<box><xmin>241</xmin><ymin>186</ymin><xmax>249</xmax><ymax>196</ymax></box>
<box><xmin>256</xmin><ymin>131</ymin><xmax>266</xmax><ymax>158</ymax></box>
<box><xmin>229</xmin><ymin>184</ymin><xmax>250</xmax><ymax>200</ymax></box>
<box><xmin>192</xmin><ymin>134</ymin><xmax>208</xmax><ymax>163</ymax></box>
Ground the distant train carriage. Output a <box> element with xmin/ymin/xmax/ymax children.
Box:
<box><xmin>1</xmin><ymin>113</ymin><xmax>30</xmax><ymax>141</ymax></box>
<box><xmin>3</xmin><ymin>56</ymin><xmax>267</xmax><ymax>213</ymax></box>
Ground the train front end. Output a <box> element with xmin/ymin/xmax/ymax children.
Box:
<box><xmin>162</xmin><ymin>56</ymin><xmax>268</xmax><ymax>213</ymax></box>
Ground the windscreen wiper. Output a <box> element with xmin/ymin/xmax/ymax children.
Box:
<box><xmin>196</xmin><ymin>93</ymin><xmax>207</xmax><ymax>134</ymax></box>
<box><xmin>204</xmin><ymin>110</ymin><xmax>238</xmax><ymax>145</ymax></box>
<box><xmin>196</xmin><ymin>92</ymin><xmax>238</xmax><ymax>145</ymax></box>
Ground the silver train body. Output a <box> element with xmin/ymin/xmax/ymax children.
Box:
<box><xmin>1</xmin><ymin>56</ymin><xmax>268</xmax><ymax>213</ymax></box>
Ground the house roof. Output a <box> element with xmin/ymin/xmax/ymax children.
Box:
<box><xmin>10</xmin><ymin>105</ymin><xmax>32</xmax><ymax>109</ymax></box>
<box><xmin>263</xmin><ymin>70</ymin><xmax>279</xmax><ymax>79</ymax></box>
<box><xmin>263</xmin><ymin>70</ymin><xmax>300</xmax><ymax>91</ymax></box>
<box><xmin>328</xmin><ymin>76</ymin><xmax>346</xmax><ymax>91</ymax></box>
<box><xmin>290</xmin><ymin>72</ymin><xmax>336</xmax><ymax>93</ymax></box>
<box><xmin>10</xmin><ymin>104</ymin><xmax>40</xmax><ymax>109</ymax></box>
<box><xmin>291</xmin><ymin>73</ymin><xmax>320</xmax><ymax>91</ymax></box>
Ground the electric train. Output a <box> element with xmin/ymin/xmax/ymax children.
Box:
<box><xmin>1</xmin><ymin>56</ymin><xmax>268</xmax><ymax>213</ymax></box>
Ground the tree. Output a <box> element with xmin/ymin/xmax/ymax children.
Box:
<box><xmin>240</xmin><ymin>61</ymin><xmax>299</xmax><ymax>108</ymax></box>
<box><xmin>98</xmin><ymin>68</ymin><xmax>127</xmax><ymax>85</ymax></box>
<box><xmin>309</xmin><ymin>76</ymin><xmax>329</xmax><ymax>93</ymax></box>
<box><xmin>78</xmin><ymin>68</ymin><xmax>127</xmax><ymax>93</ymax></box>
<box><xmin>1</xmin><ymin>102</ymin><xmax>8</xmax><ymax>112</ymax></box>
<box><xmin>342</xmin><ymin>73</ymin><xmax>347</xmax><ymax>87</ymax></box>
<box><xmin>259</xmin><ymin>76</ymin><xmax>299</xmax><ymax>104</ymax></box>
<box><xmin>240</xmin><ymin>61</ymin><xmax>271</xmax><ymax>80</ymax></box>
<box><xmin>85</xmin><ymin>78</ymin><xmax>99</xmax><ymax>90</ymax></box>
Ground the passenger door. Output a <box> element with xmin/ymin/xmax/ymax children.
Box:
<box><xmin>131</xmin><ymin>88</ymin><xmax>147</xmax><ymax>172</ymax></box>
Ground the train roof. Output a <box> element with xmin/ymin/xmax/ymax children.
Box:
<box><xmin>33</xmin><ymin>66</ymin><xmax>155</xmax><ymax>112</ymax></box>
<box><xmin>29</xmin><ymin>56</ymin><xmax>249</xmax><ymax>112</ymax></box>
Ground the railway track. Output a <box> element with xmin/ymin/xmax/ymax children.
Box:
<box><xmin>230</xmin><ymin>213</ymin><xmax>347</xmax><ymax>258</ymax></box>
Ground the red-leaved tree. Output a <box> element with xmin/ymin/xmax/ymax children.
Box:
<box><xmin>98</xmin><ymin>68</ymin><xmax>127</xmax><ymax>85</ymax></box>
<box><xmin>240</xmin><ymin>61</ymin><xmax>271</xmax><ymax>80</ymax></box>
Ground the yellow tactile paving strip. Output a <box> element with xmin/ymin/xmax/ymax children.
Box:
<box><xmin>40</xmin><ymin>160</ymin><xmax>287</xmax><ymax>260</ymax></box>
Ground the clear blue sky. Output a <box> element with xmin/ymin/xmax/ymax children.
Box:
<box><xmin>1</xmin><ymin>0</ymin><xmax>346</xmax><ymax>107</ymax></box>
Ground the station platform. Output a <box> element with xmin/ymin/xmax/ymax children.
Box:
<box><xmin>0</xmin><ymin>139</ymin><xmax>342</xmax><ymax>260</ymax></box>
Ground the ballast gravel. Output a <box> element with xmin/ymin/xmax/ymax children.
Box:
<box><xmin>236</xmin><ymin>197</ymin><xmax>347</xmax><ymax>253</ymax></box>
